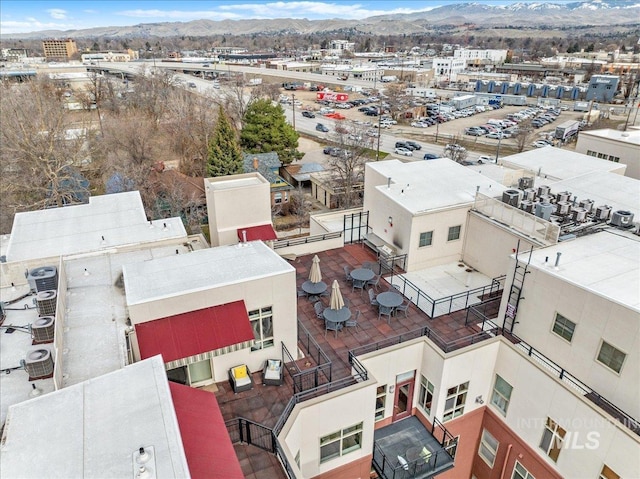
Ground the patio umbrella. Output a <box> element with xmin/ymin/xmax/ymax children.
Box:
<box><xmin>309</xmin><ymin>255</ymin><xmax>322</xmax><ymax>283</ymax></box>
<box><xmin>329</xmin><ymin>280</ymin><xmax>345</xmax><ymax>310</ymax></box>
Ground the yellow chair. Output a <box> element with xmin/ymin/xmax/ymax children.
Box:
<box><xmin>228</xmin><ymin>364</ymin><xmax>253</xmax><ymax>393</ymax></box>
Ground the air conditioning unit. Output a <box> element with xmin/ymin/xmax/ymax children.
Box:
<box><xmin>32</xmin><ymin>316</ymin><xmax>55</xmax><ymax>343</ymax></box>
<box><xmin>579</xmin><ymin>199</ymin><xmax>594</xmax><ymax>213</ymax></box>
<box><xmin>571</xmin><ymin>207</ymin><xmax>588</xmax><ymax>223</ymax></box>
<box><xmin>25</xmin><ymin>348</ymin><xmax>54</xmax><ymax>380</ymax></box>
<box><xmin>537</xmin><ymin>185</ymin><xmax>550</xmax><ymax>197</ymax></box>
<box><xmin>26</xmin><ymin>266</ymin><xmax>58</xmax><ymax>293</ymax></box>
<box><xmin>556</xmin><ymin>191</ymin><xmax>571</xmax><ymax>203</ymax></box>
<box><xmin>518</xmin><ymin>177</ymin><xmax>534</xmax><ymax>190</ymax></box>
<box><xmin>534</xmin><ymin>202</ymin><xmax>554</xmax><ymax>221</ymax></box>
<box><xmin>556</xmin><ymin>201</ymin><xmax>571</xmax><ymax>216</ymax></box>
<box><xmin>537</xmin><ymin>195</ymin><xmax>552</xmax><ymax>204</ymax></box>
<box><xmin>520</xmin><ymin>200</ymin><xmax>534</xmax><ymax>213</ymax></box>
<box><xmin>502</xmin><ymin>189</ymin><xmax>522</xmax><ymax>207</ymax></box>
<box><xmin>610</xmin><ymin>210</ymin><xmax>635</xmax><ymax>228</ymax></box>
<box><xmin>594</xmin><ymin>205</ymin><xmax>612</xmax><ymax>221</ymax></box>
<box><xmin>523</xmin><ymin>188</ymin><xmax>536</xmax><ymax>201</ymax></box>
<box><xmin>36</xmin><ymin>290</ymin><xmax>57</xmax><ymax>316</ymax></box>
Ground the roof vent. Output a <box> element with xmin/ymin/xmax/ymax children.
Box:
<box><xmin>133</xmin><ymin>446</ymin><xmax>156</xmax><ymax>479</ymax></box>
<box><xmin>594</xmin><ymin>205</ymin><xmax>612</xmax><ymax>221</ymax></box>
<box><xmin>502</xmin><ymin>189</ymin><xmax>521</xmax><ymax>207</ymax></box>
<box><xmin>518</xmin><ymin>177</ymin><xmax>534</xmax><ymax>190</ymax></box>
<box><xmin>36</xmin><ymin>290</ymin><xmax>57</xmax><ymax>316</ymax></box>
<box><xmin>25</xmin><ymin>348</ymin><xmax>54</xmax><ymax>380</ymax></box>
<box><xmin>610</xmin><ymin>210</ymin><xmax>634</xmax><ymax>228</ymax></box>
<box><xmin>26</xmin><ymin>266</ymin><xmax>58</xmax><ymax>293</ymax></box>
<box><xmin>32</xmin><ymin>316</ymin><xmax>55</xmax><ymax>344</ymax></box>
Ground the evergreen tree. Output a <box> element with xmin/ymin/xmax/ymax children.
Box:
<box><xmin>240</xmin><ymin>99</ymin><xmax>302</xmax><ymax>165</ymax></box>
<box><xmin>207</xmin><ymin>106</ymin><xmax>243</xmax><ymax>177</ymax></box>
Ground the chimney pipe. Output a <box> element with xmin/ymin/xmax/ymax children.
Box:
<box><xmin>253</xmin><ymin>157</ymin><xmax>259</xmax><ymax>170</ymax></box>
<box><xmin>242</xmin><ymin>230</ymin><xmax>247</xmax><ymax>243</ymax></box>
<box><xmin>554</xmin><ymin>252</ymin><xmax>562</xmax><ymax>267</ymax></box>
<box><xmin>387</xmin><ymin>177</ymin><xmax>391</xmax><ymax>189</ymax></box>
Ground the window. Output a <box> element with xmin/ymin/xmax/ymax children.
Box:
<box><xmin>419</xmin><ymin>231</ymin><xmax>433</xmax><ymax>247</ymax></box>
<box><xmin>608</xmin><ymin>155</ymin><xmax>619</xmax><ymax>163</ymax></box>
<box><xmin>319</xmin><ymin>422</ymin><xmax>363</xmax><ymax>463</ymax></box>
<box><xmin>512</xmin><ymin>461</ymin><xmax>535</xmax><ymax>479</ymax></box>
<box><xmin>491</xmin><ymin>375</ymin><xmax>513</xmax><ymax>415</ymax></box>
<box><xmin>447</xmin><ymin>225</ymin><xmax>461</xmax><ymax>242</ymax></box>
<box><xmin>418</xmin><ymin>376</ymin><xmax>435</xmax><ymax>416</ymax></box>
<box><xmin>597</xmin><ymin>341</ymin><xmax>626</xmax><ymax>374</ymax></box>
<box><xmin>249</xmin><ymin>306</ymin><xmax>274</xmax><ymax>351</ymax></box>
<box><xmin>444</xmin><ymin>435</ymin><xmax>459</xmax><ymax>459</ymax></box>
<box><xmin>478</xmin><ymin>429</ymin><xmax>499</xmax><ymax>467</ymax></box>
<box><xmin>552</xmin><ymin>313</ymin><xmax>576</xmax><ymax>342</ymax></box>
<box><xmin>599</xmin><ymin>464</ymin><xmax>620</xmax><ymax>479</ymax></box>
<box><xmin>443</xmin><ymin>381</ymin><xmax>468</xmax><ymax>421</ymax></box>
<box><xmin>375</xmin><ymin>385</ymin><xmax>386</xmax><ymax>421</ymax></box>
<box><xmin>274</xmin><ymin>192</ymin><xmax>283</xmax><ymax>204</ymax></box>
<box><xmin>586</xmin><ymin>150</ymin><xmax>597</xmax><ymax>157</ymax></box>
<box><xmin>539</xmin><ymin>417</ymin><xmax>566</xmax><ymax>462</ymax></box>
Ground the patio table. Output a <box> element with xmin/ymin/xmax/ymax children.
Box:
<box><xmin>302</xmin><ymin>280</ymin><xmax>327</xmax><ymax>296</ymax></box>
<box><xmin>377</xmin><ymin>291</ymin><xmax>403</xmax><ymax>309</ymax></box>
<box><xmin>350</xmin><ymin>268</ymin><xmax>375</xmax><ymax>283</ymax></box>
<box><xmin>323</xmin><ymin>307</ymin><xmax>352</xmax><ymax>324</ymax></box>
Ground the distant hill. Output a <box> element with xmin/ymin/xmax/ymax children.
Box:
<box><xmin>3</xmin><ymin>0</ymin><xmax>639</xmax><ymax>39</ymax></box>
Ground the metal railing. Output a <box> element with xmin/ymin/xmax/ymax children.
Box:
<box><xmin>505</xmin><ymin>332</ymin><xmax>640</xmax><ymax>436</ymax></box>
<box><xmin>291</xmin><ymin>321</ymin><xmax>332</xmax><ymax>393</ymax></box>
<box><xmin>465</xmin><ymin>296</ymin><xmax>502</xmax><ymax>328</ymax></box>
<box><xmin>343</xmin><ymin>210</ymin><xmax>369</xmax><ymax>244</ymax></box>
<box><xmin>272</xmin><ymin>231</ymin><xmax>342</xmax><ymax>249</ymax></box>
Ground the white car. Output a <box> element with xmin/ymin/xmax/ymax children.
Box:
<box><xmin>532</xmin><ymin>140</ymin><xmax>552</xmax><ymax>148</ymax></box>
<box><xmin>411</xmin><ymin>122</ymin><xmax>428</xmax><ymax>128</ymax></box>
<box><xmin>394</xmin><ymin>147</ymin><xmax>413</xmax><ymax>156</ymax></box>
<box><xmin>477</xmin><ymin>156</ymin><xmax>496</xmax><ymax>164</ymax></box>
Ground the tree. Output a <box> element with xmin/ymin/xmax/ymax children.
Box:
<box><xmin>240</xmin><ymin>98</ymin><xmax>302</xmax><ymax>165</ymax></box>
<box><xmin>207</xmin><ymin>106</ymin><xmax>243</xmax><ymax>177</ymax></box>
<box><xmin>513</xmin><ymin>120</ymin><xmax>534</xmax><ymax>153</ymax></box>
<box><xmin>289</xmin><ymin>185</ymin><xmax>312</xmax><ymax>234</ymax></box>
<box><xmin>327</xmin><ymin>124</ymin><xmax>371</xmax><ymax>208</ymax></box>
<box><xmin>442</xmin><ymin>137</ymin><xmax>469</xmax><ymax>164</ymax></box>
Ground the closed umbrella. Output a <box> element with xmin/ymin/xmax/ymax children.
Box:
<box><xmin>309</xmin><ymin>255</ymin><xmax>322</xmax><ymax>283</ymax></box>
<box><xmin>329</xmin><ymin>280</ymin><xmax>345</xmax><ymax>310</ymax></box>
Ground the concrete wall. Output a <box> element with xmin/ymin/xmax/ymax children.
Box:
<box><xmin>575</xmin><ymin>133</ymin><xmax>640</xmax><ymax>180</ymax></box>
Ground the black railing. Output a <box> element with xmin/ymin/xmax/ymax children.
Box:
<box><xmin>465</xmin><ymin>296</ymin><xmax>502</xmax><ymax>328</ymax></box>
<box><xmin>272</xmin><ymin>231</ymin><xmax>342</xmax><ymax>249</ymax></box>
<box><xmin>292</xmin><ymin>321</ymin><xmax>332</xmax><ymax>393</ymax></box>
<box><xmin>505</xmin><ymin>332</ymin><xmax>640</xmax><ymax>436</ymax></box>
<box><xmin>343</xmin><ymin>210</ymin><xmax>369</xmax><ymax>244</ymax></box>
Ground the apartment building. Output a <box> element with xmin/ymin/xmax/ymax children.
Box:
<box><xmin>453</xmin><ymin>49</ymin><xmax>508</xmax><ymax>65</ymax></box>
<box><xmin>42</xmin><ymin>38</ymin><xmax>78</xmax><ymax>60</ymax></box>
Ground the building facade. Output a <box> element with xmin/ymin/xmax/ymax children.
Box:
<box><xmin>42</xmin><ymin>38</ymin><xmax>78</xmax><ymax>60</ymax></box>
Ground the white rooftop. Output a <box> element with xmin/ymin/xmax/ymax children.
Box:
<box><xmin>206</xmin><ymin>173</ymin><xmax>267</xmax><ymax>191</ymax></box>
<box><xmin>124</xmin><ymin>240</ymin><xmax>295</xmax><ymax>306</ymax></box>
<box><xmin>368</xmin><ymin>159</ymin><xmax>507</xmax><ymax>215</ymax></box>
<box><xmin>0</xmin><ymin>356</ymin><xmax>190</xmax><ymax>479</ymax></box>
<box><xmin>6</xmin><ymin>191</ymin><xmax>186</xmax><ymax>262</ymax></box>
<box><xmin>579</xmin><ymin>128</ymin><xmax>640</xmax><ymax>146</ymax></box>
<box><xmin>501</xmin><ymin>147</ymin><xmax>626</xmax><ymax>182</ymax></box>
<box><xmin>525</xmin><ymin>231</ymin><xmax>640</xmax><ymax>312</ymax></box>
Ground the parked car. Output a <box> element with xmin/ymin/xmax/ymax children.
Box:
<box><xmin>532</xmin><ymin>140</ymin><xmax>552</xmax><ymax>148</ymax></box>
<box><xmin>411</xmin><ymin>121</ymin><xmax>429</xmax><ymax>128</ymax></box>
<box><xmin>302</xmin><ymin>111</ymin><xmax>315</xmax><ymax>118</ymax></box>
<box><xmin>315</xmin><ymin>123</ymin><xmax>329</xmax><ymax>132</ymax></box>
<box><xmin>465</xmin><ymin>128</ymin><xmax>484</xmax><ymax>136</ymax></box>
<box><xmin>394</xmin><ymin>147</ymin><xmax>413</xmax><ymax>157</ymax></box>
<box><xmin>486</xmin><ymin>132</ymin><xmax>507</xmax><ymax>139</ymax></box>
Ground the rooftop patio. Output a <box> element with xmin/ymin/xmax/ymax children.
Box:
<box><xmin>213</xmin><ymin>243</ymin><xmax>501</xmax><ymax>478</ymax></box>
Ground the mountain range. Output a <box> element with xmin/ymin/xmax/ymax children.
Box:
<box><xmin>3</xmin><ymin>0</ymin><xmax>640</xmax><ymax>39</ymax></box>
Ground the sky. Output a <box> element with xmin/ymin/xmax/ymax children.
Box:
<box><xmin>0</xmin><ymin>0</ymin><xmax>576</xmax><ymax>34</ymax></box>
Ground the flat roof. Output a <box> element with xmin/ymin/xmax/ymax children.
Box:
<box><xmin>368</xmin><ymin>159</ymin><xmax>507</xmax><ymax>215</ymax></box>
<box><xmin>0</xmin><ymin>356</ymin><xmax>190</xmax><ymax>479</ymax></box>
<box><xmin>525</xmin><ymin>230</ymin><xmax>640</xmax><ymax>312</ymax></box>
<box><xmin>579</xmin><ymin>128</ymin><xmax>640</xmax><ymax>146</ymax></box>
<box><xmin>206</xmin><ymin>173</ymin><xmax>267</xmax><ymax>191</ymax></box>
<box><xmin>6</xmin><ymin>191</ymin><xmax>186</xmax><ymax>262</ymax></box>
<box><xmin>500</xmin><ymin>147</ymin><xmax>624</xmax><ymax>182</ymax></box>
<box><xmin>124</xmin><ymin>240</ymin><xmax>295</xmax><ymax>306</ymax></box>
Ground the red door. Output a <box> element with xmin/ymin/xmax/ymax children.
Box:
<box><xmin>392</xmin><ymin>377</ymin><xmax>415</xmax><ymax>422</ymax></box>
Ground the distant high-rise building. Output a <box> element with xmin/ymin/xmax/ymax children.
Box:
<box><xmin>42</xmin><ymin>38</ymin><xmax>77</xmax><ymax>60</ymax></box>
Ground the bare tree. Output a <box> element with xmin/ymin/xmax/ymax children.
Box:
<box><xmin>442</xmin><ymin>135</ymin><xmax>469</xmax><ymax>163</ymax></box>
<box><xmin>289</xmin><ymin>185</ymin><xmax>312</xmax><ymax>234</ymax></box>
<box><xmin>513</xmin><ymin>121</ymin><xmax>534</xmax><ymax>152</ymax></box>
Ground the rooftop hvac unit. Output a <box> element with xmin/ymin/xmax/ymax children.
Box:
<box><xmin>579</xmin><ymin>199</ymin><xmax>594</xmax><ymax>213</ymax></box>
<box><xmin>534</xmin><ymin>202</ymin><xmax>554</xmax><ymax>221</ymax></box>
<box><xmin>502</xmin><ymin>189</ymin><xmax>522</xmax><ymax>207</ymax></box>
<box><xmin>537</xmin><ymin>195</ymin><xmax>552</xmax><ymax>204</ymax></box>
<box><xmin>518</xmin><ymin>177</ymin><xmax>534</xmax><ymax>190</ymax></box>
<box><xmin>25</xmin><ymin>348</ymin><xmax>54</xmax><ymax>380</ymax></box>
<box><xmin>610</xmin><ymin>210</ymin><xmax>635</xmax><ymax>228</ymax></box>
<box><xmin>571</xmin><ymin>207</ymin><xmax>588</xmax><ymax>223</ymax></box>
<box><xmin>36</xmin><ymin>290</ymin><xmax>57</xmax><ymax>316</ymax></box>
<box><xmin>32</xmin><ymin>316</ymin><xmax>55</xmax><ymax>343</ymax></box>
<box><xmin>556</xmin><ymin>201</ymin><xmax>571</xmax><ymax>216</ymax></box>
<box><xmin>523</xmin><ymin>188</ymin><xmax>536</xmax><ymax>201</ymax></box>
<box><xmin>520</xmin><ymin>200</ymin><xmax>534</xmax><ymax>213</ymax></box>
<box><xmin>556</xmin><ymin>191</ymin><xmax>571</xmax><ymax>203</ymax></box>
<box><xmin>594</xmin><ymin>205</ymin><xmax>612</xmax><ymax>221</ymax></box>
<box><xmin>26</xmin><ymin>266</ymin><xmax>58</xmax><ymax>293</ymax></box>
<box><xmin>537</xmin><ymin>185</ymin><xmax>550</xmax><ymax>197</ymax></box>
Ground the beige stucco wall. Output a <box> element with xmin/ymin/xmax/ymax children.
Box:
<box><xmin>499</xmin><ymin>257</ymin><xmax>640</xmax><ymax>419</ymax></box>
<box><xmin>205</xmin><ymin>173</ymin><xmax>273</xmax><ymax>247</ymax></box>
<box><xmin>462</xmin><ymin>212</ymin><xmax>538</xmax><ymax>279</ymax></box>
<box><xmin>575</xmin><ymin>134</ymin><xmax>638</xmax><ymax>180</ymax></box>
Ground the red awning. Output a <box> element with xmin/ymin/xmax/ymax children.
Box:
<box><xmin>136</xmin><ymin>300</ymin><xmax>254</xmax><ymax>362</ymax></box>
<box><xmin>237</xmin><ymin>224</ymin><xmax>277</xmax><ymax>242</ymax></box>
<box><xmin>169</xmin><ymin>382</ymin><xmax>244</xmax><ymax>479</ymax></box>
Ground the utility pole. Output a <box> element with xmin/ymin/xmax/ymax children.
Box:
<box><xmin>495</xmin><ymin>132</ymin><xmax>503</xmax><ymax>163</ymax></box>
<box><xmin>291</xmin><ymin>93</ymin><xmax>296</xmax><ymax>130</ymax></box>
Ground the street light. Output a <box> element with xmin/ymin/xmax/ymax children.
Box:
<box><xmin>495</xmin><ymin>132</ymin><xmax>503</xmax><ymax>163</ymax></box>
<box><xmin>291</xmin><ymin>93</ymin><xmax>296</xmax><ymax>130</ymax></box>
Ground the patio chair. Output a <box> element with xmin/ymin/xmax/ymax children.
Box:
<box><xmin>262</xmin><ymin>359</ymin><xmax>283</xmax><ymax>386</ymax></box>
<box><xmin>325</xmin><ymin>319</ymin><xmax>341</xmax><ymax>338</ymax></box>
<box><xmin>362</xmin><ymin>261</ymin><xmax>375</xmax><ymax>271</ymax></box>
<box><xmin>395</xmin><ymin>298</ymin><xmax>411</xmax><ymax>318</ymax></box>
<box><xmin>368</xmin><ymin>288</ymin><xmax>379</xmax><ymax>306</ymax></box>
<box><xmin>314</xmin><ymin>301</ymin><xmax>325</xmax><ymax>319</ymax></box>
<box><xmin>344</xmin><ymin>265</ymin><xmax>353</xmax><ymax>282</ymax></box>
<box><xmin>228</xmin><ymin>364</ymin><xmax>253</xmax><ymax>393</ymax></box>
<box><xmin>345</xmin><ymin>310</ymin><xmax>360</xmax><ymax>332</ymax></box>
<box><xmin>297</xmin><ymin>289</ymin><xmax>307</xmax><ymax>299</ymax></box>
<box><xmin>344</xmin><ymin>297</ymin><xmax>351</xmax><ymax>308</ymax></box>
<box><xmin>352</xmin><ymin>278</ymin><xmax>366</xmax><ymax>293</ymax></box>
<box><xmin>378</xmin><ymin>304</ymin><xmax>393</xmax><ymax>324</ymax></box>
<box><xmin>367</xmin><ymin>274</ymin><xmax>381</xmax><ymax>291</ymax></box>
